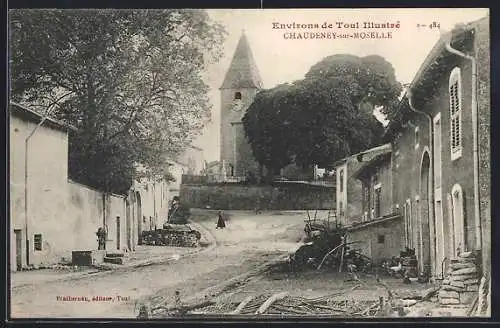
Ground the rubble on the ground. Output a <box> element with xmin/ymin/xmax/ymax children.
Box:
<box><xmin>21</xmin><ymin>263</ymin><xmax>84</xmax><ymax>272</ymax></box>
<box><xmin>183</xmin><ymin>286</ymin><xmax>424</xmax><ymax>317</ymax></box>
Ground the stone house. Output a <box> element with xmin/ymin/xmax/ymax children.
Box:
<box><xmin>9</xmin><ymin>102</ymin><xmax>172</xmax><ymax>269</ymax></box>
<box><xmin>334</xmin><ymin>18</ymin><xmax>490</xmax><ymax>295</ymax></box>
<box><xmin>347</xmin><ymin>145</ymin><xmax>404</xmax><ymax>262</ymax></box>
<box><xmin>10</xmin><ymin>103</ymin><xmax>138</xmax><ymax>269</ymax></box>
<box><xmin>383</xmin><ymin>16</ymin><xmax>490</xmax><ymax>282</ymax></box>
<box><xmin>333</xmin><ymin>143</ymin><xmax>392</xmax><ymax>226</ymax></box>
<box><xmin>10</xmin><ymin>102</ymin><xmax>77</xmax><ymax>270</ymax></box>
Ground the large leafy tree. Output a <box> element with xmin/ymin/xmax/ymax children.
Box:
<box><xmin>243</xmin><ymin>54</ymin><xmax>401</xmax><ymax>172</ymax></box>
<box><xmin>10</xmin><ymin>9</ymin><xmax>226</xmax><ymax>194</ymax></box>
<box><xmin>241</xmin><ymin>83</ymin><xmax>296</xmax><ymax>175</ymax></box>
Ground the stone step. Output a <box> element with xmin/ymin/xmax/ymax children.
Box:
<box><xmin>442</xmin><ymin>285</ymin><xmax>465</xmax><ymax>293</ymax></box>
<box><xmin>439</xmin><ymin>290</ymin><xmax>459</xmax><ymax>299</ymax></box>
<box><xmin>103</xmin><ymin>256</ymin><xmax>125</xmax><ymax>265</ymax></box>
<box><xmin>106</xmin><ymin>252</ymin><xmax>125</xmax><ymax>258</ymax></box>
<box><xmin>450</xmin><ymin>262</ymin><xmax>476</xmax><ymax>270</ymax></box>
<box><xmin>450</xmin><ymin>267</ymin><xmax>478</xmax><ymax>276</ymax></box>
<box><xmin>449</xmin><ymin>273</ymin><xmax>478</xmax><ymax>282</ymax></box>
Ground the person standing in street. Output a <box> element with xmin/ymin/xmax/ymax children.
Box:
<box><xmin>96</xmin><ymin>227</ymin><xmax>107</xmax><ymax>250</ymax></box>
<box><xmin>216</xmin><ymin>210</ymin><xmax>226</xmax><ymax>229</ymax></box>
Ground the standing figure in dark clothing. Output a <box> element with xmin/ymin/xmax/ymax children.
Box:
<box><xmin>167</xmin><ymin>196</ymin><xmax>181</xmax><ymax>224</ymax></box>
<box><xmin>96</xmin><ymin>227</ymin><xmax>107</xmax><ymax>250</ymax></box>
<box><xmin>216</xmin><ymin>210</ymin><xmax>226</xmax><ymax>229</ymax></box>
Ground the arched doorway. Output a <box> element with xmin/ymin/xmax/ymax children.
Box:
<box><xmin>136</xmin><ymin>191</ymin><xmax>142</xmax><ymax>245</ymax></box>
<box><xmin>419</xmin><ymin>151</ymin><xmax>432</xmax><ymax>275</ymax></box>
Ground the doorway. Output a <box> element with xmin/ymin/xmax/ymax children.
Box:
<box><xmin>136</xmin><ymin>191</ymin><xmax>142</xmax><ymax>245</ymax></box>
<box><xmin>433</xmin><ymin>113</ymin><xmax>446</xmax><ymax>277</ymax></box>
<box><xmin>419</xmin><ymin>151</ymin><xmax>432</xmax><ymax>275</ymax></box>
<box><xmin>126</xmin><ymin>199</ymin><xmax>132</xmax><ymax>250</ymax></box>
<box><xmin>116</xmin><ymin>216</ymin><xmax>121</xmax><ymax>250</ymax></box>
<box><xmin>14</xmin><ymin>229</ymin><xmax>22</xmax><ymax>271</ymax></box>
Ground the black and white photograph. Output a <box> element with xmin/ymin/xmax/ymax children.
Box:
<box><xmin>8</xmin><ymin>7</ymin><xmax>491</xmax><ymax>319</ymax></box>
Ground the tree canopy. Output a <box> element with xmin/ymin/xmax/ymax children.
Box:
<box><xmin>243</xmin><ymin>54</ymin><xmax>402</xmax><ymax>171</ymax></box>
<box><xmin>10</xmin><ymin>9</ymin><xmax>226</xmax><ymax>194</ymax></box>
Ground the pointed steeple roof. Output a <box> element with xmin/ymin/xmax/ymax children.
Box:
<box><xmin>220</xmin><ymin>31</ymin><xmax>263</xmax><ymax>89</ymax></box>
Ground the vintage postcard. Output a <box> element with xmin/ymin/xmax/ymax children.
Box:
<box><xmin>8</xmin><ymin>8</ymin><xmax>490</xmax><ymax>319</ymax></box>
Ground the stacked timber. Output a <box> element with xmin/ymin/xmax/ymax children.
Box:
<box><xmin>439</xmin><ymin>251</ymin><xmax>480</xmax><ymax>305</ymax></box>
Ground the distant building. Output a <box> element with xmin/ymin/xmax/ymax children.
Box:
<box><xmin>178</xmin><ymin>145</ymin><xmax>205</xmax><ymax>175</ymax></box>
<box><xmin>166</xmin><ymin>145</ymin><xmax>205</xmax><ymax>198</ymax></box>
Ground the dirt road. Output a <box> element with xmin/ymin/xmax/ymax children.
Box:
<box><xmin>10</xmin><ymin>210</ymin><xmax>307</xmax><ymax>319</ymax></box>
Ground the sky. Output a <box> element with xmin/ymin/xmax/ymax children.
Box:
<box><xmin>193</xmin><ymin>8</ymin><xmax>489</xmax><ymax>163</ymax></box>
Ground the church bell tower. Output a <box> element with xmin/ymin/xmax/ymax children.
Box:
<box><xmin>219</xmin><ymin>31</ymin><xmax>263</xmax><ymax>178</ymax></box>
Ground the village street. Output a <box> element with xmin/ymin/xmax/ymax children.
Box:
<box><xmin>8</xmin><ymin>9</ymin><xmax>490</xmax><ymax>320</ymax></box>
<box><xmin>10</xmin><ymin>210</ymin><xmax>309</xmax><ymax>319</ymax></box>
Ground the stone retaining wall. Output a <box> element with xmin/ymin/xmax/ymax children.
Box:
<box><xmin>180</xmin><ymin>183</ymin><xmax>335</xmax><ymax>210</ymax></box>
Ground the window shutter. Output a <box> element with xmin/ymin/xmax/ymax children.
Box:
<box><xmin>449</xmin><ymin>68</ymin><xmax>462</xmax><ymax>160</ymax></box>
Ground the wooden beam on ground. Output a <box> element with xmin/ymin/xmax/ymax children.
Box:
<box><xmin>255</xmin><ymin>292</ymin><xmax>289</xmax><ymax>314</ymax></box>
<box><xmin>231</xmin><ymin>295</ymin><xmax>256</xmax><ymax>314</ymax></box>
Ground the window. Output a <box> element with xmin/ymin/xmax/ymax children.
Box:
<box><xmin>363</xmin><ymin>185</ymin><xmax>370</xmax><ymax>219</ymax></box>
<box><xmin>34</xmin><ymin>234</ymin><xmax>42</xmax><ymax>251</ymax></box>
<box><xmin>378</xmin><ymin>235</ymin><xmax>385</xmax><ymax>244</ymax></box>
<box><xmin>415</xmin><ymin>126</ymin><xmax>420</xmax><ymax>149</ymax></box>
<box><xmin>374</xmin><ymin>186</ymin><xmax>381</xmax><ymax>218</ymax></box>
<box><xmin>433</xmin><ymin>113</ymin><xmax>442</xmax><ymax>187</ymax></box>
<box><xmin>234</xmin><ymin>92</ymin><xmax>242</xmax><ymax>100</ymax></box>
<box><xmin>339</xmin><ymin>201</ymin><xmax>344</xmax><ymax>217</ymax></box>
<box><xmin>339</xmin><ymin>169</ymin><xmax>344</xmax><ymax>193</ymax></box>
<box><xmin>449</xmin><ymin>67</ymin><xmax>462</xmax><ymax>160</ymax></box>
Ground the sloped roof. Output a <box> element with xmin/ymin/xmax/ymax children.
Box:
<box><xmin>220</xmin><ymin>32</ymin><xmax>263</xmax><ymax>90</ymax></box>
<box><xmin>333</xmin><ymin>143</ymin><xmax>392</xmax><ymax>169</ymax></box>
<box><xmin>352</xmin><ymin>151</ymin><xmax>392</xmax><ymax>180</ymax></box>
<box><xmin>10</xmin><ymin>102</ymin><xmax>78</xmax><ymax>132</ymax></box>
<box><xmin>383</xmin><ymin>15</ymin><xmax>489</xmax><ymax>140</ymax></box>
